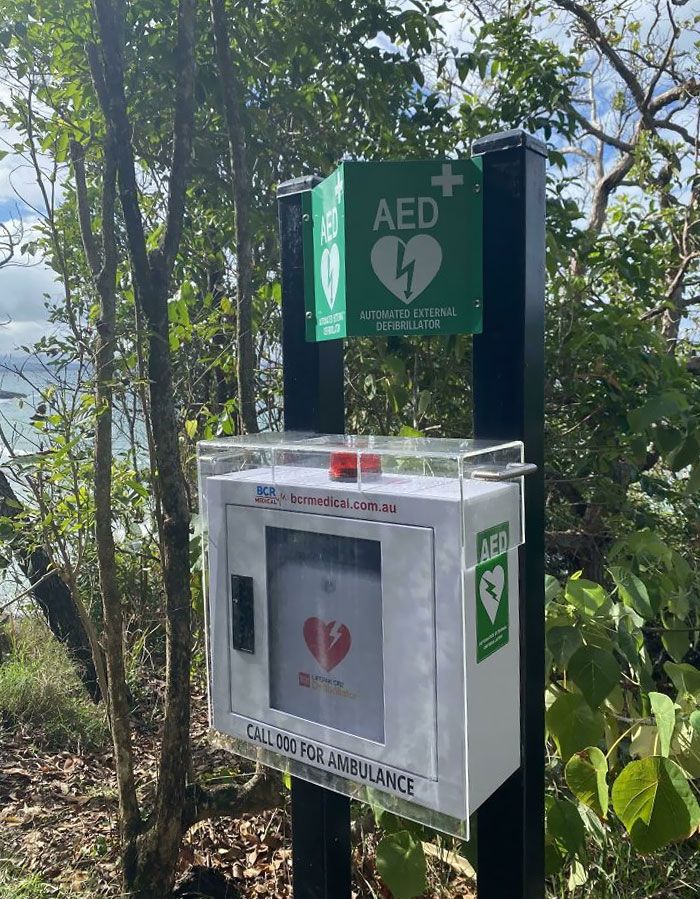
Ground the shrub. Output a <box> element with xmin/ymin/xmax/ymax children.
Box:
<box><xmin>0</xmin><ymin>617</ymin><xmax>107</xmax><ymax>751</ymax></box>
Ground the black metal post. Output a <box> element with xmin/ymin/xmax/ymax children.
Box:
<box><xmin>277</xmin><ymin>177</ymin><xmax>350</xmax><ymax>899</ymax></box>
<box><xmin>472</xmin><ymin>130</ymin><xmax>547</xmax><ymax>899</ymax></box>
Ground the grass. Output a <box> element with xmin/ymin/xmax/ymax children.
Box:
<box><xmin>0</xmin><ymin>617</ymin><xmax>107</xmax><ymax>751</ymax></box>
<box><xmin>545</xmin><ymin>824</ymin><xmax>700</xmax><ymax>898</ymax></box>
<box><xmin>0</xmin><ymin>861</ymin><xmax>65</xmax><ymax>898</ymax></box>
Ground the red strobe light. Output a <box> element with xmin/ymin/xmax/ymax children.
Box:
<box><xmin>329</xmin><ymin>451</ymin><xmax>382</xmax><ymax>482</ymax></box>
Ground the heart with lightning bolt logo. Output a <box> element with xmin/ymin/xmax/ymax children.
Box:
<box><xmin>370</xmin><ymin>234</ymin><xmax>442</xmax><ymax>304</ymax></box>
<box><xmin>303</xmin><ymin>617</ymin><xmax>352</xmax><ymax>672</ymax></box>
<box><xmin>478</xmin><ymin>564</ymin><xmax>505</xmax><ymax>625</ymax></box>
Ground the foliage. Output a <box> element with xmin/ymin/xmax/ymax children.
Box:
<box><xmin>0</xmin><ymin>618</ymin><xmax>107</xmax><ymax>750</ymax></box>
<box><xmin>376</xmin><ymin>829</ymin><xmax>427</xmax><ymax>899</ymax></box>
<box><xmin>543</xmin><ymin>550</ymin><xmax>700</xmax><ymax>879</ymax></box>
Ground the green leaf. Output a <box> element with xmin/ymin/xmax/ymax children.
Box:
<box><xmin>565</xmin><ymin>747</ymin><xmax>609</xmax><ymax>818</ymax></box>
<box><xmin>545</xmin><ymin>574</ymin><xmax>562</xmax><ymax>604</ymax></box>
<box><xmin>565</xmin><ymin>577</ymin><xmax>607</xmax><ymax>615</ymax></box>
<box><xmin>653</xmin><ymin>425</ymin><xmax>682</xmax><ymax>454</ymax></box>
<box><xmin>687</xmin><ymin>463</ymin><xmax>700</xmax><ymax>494</ymax></box>
<box><xmin>184</xmin><ymin>419</ymin><xmax>198</xmax><ymax>439</ymax></box>
<box><xmin>568</xmin><ymin>646</ymin><xmax>620</xmax><ymax>709</ymax></box>
<box><xmin>609</xmin><ymin>567</ymin><xmax>654</xmax><ymax>620</ymax></box>
<box><xmin>546</xmin><ymin>796</ymin><xmax>586</xmax><ymax>858</ymax></box>
<box><xmin>689</xmin><ymin>711</ymin><xmax>700</xmax><ymax>737</ymax></box>
<box><xmin>376</xmin><ymin>831</ymin><xmax>426</xmax><ymax>899</ymax></box>
<box><xmin>398</xmin><ymin>425</ymin><xmax>422</xmax><ymax>437</ymax></box>
<box><xmin>547</xmin><ymin>625</ymin><xmax>583</xmax><ymax>668</ymax></box>
<box><xmin>649</xmin><ymin>692</ymin><xmax>676</xmax><ymax>757</ymax></box>
<box><xmin>611</xmin><ymin>757</ymin><xmax>700</xmax><ymax>852</ymax></box>
<box><xmin>627</xmin><ymin>390</ymin><xmax>688</xmax><ymax>432</ymax></box>
<box><xmin>664</xmin><ymin>662</ymin><xmax>700</xmax><ymax>699</ymax></box>
<box><xmin>661</xmin><ymin>621</ymin><xmax>691</xmax><ymax>663</ymax></box>
<box><xmin>547</xmin><ymin>692</ymin><xmax>604</xmax><ymax>761</ymax></box>
<box><xmin>667</xmin><ymin>434</ymin><xmax>700</xmax><ymax>472</ymax></box>
<box><xmin>544</xmin><ymin>838</ymin><xmax>566</xmax><ymax>876</ymax></box>
<box><xmin>416</xmin><ymin>390</ymin><xmax>431</xmax><ymax>417</ymax></box>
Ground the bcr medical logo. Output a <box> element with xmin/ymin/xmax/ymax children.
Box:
<box><xmin>254</xmin><ymin>484</ymin><xmax>282</xmax><ymax>506</ymax></box>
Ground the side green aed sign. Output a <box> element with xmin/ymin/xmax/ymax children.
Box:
<box><xmin>475</xmin><ymin>521</ymin><xmax>509</xmax><ymax>663</ymax></box>
<box><xmin>302</xmin><ymin>159</ymin><xmax>483</xmax><ymax>341</ymax></box>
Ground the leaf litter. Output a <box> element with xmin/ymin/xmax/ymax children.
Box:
<box><xmin>0</xmin><ymin>685</ymin><xmax>474</xmax><ymax>898</ymax></box>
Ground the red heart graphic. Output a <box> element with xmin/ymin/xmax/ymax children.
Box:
<box><xmin>303</xmin><ymin>617</ymin><xmax>352</xmax><ymax>672</ymax></box>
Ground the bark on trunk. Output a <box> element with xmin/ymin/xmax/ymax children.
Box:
<box><xmin>661</xmin><ymin>282</ymin><xmax>683</xmax><ymax>353</ymax></box>
<box><xmin>210</xmin><ymin>0</ymin><xmax>258</xmax><ymax>434</ymax></box>
<box><xmin>71</xmin><ymin>126</ymin><xmax>142</xmax><ymax>846</ymax></box>
<box><xmin>0</xmin><ymin>470</ymin><xmax>104</xmax><ymax>702</ymax></box>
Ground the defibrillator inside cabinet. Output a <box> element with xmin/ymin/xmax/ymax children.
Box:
<box><xmin>197</xmin><ymin>433</ymin><xmax>526</xmax><ymax>838</ymax></box>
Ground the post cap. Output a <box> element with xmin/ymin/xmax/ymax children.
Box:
<box><xmin>472</xmin><ymin>129</ymin><xmax>548</xmax><ymax>159</ymax></box>
<box><xmin>277</xmin><ymin>175</ymin><xmax>323</xmax><ymax>198</ymax></box>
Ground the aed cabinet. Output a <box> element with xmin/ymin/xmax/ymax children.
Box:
<box><xmin>198</xmin><ymin>433</ymin><xmax>526</xmax><ymax>837</ymax></box>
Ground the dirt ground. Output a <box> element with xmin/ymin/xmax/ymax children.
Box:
<box><xmin>0</xmin><ymin>689</ymin><xmax>475</xmax><ymax>898</ymax></box>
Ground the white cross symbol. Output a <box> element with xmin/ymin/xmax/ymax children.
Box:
<box><xmin>334</xmin><ymin>171</ymin><xmax>344</xmax><ymax>204</ymax></box>
<box><xmin>431</xmin><ymin>163</ymin><xmax>464</xmax><ymax>197</ymax></box>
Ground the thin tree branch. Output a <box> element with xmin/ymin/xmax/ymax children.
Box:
<box><xmin>648</xmin><ymin>78</ymin><xmax>699</xmax><ymax>114</ymax></box>
<box><xmin>569</xmin><ymin>106</ymin><xmax>635</xmax><ymax>152</ymax></box>
<box><xmin>182</xmin><ymin>771</ymin><xmax>280</xmax><ymax>831</ymax></box>
<box><xmin>587</xmin><ymin>150</ymin><xmax>635</xmax><ymax>234</ymax></box>
<box><xmin>642</xmin><ymin>295</ymin><xmax>699</xmax><ymax>321</ymax></box>
<box><xmin>70</xmin><ymin>140</ymin><xmax>101</xmax><ymax>278</ymax></box>
<box><xmin>90</xmin><ymin>2</ymin><xmax>152</xmax><ymax>303</ymax></box>
<box><xmin>161</xmin><ymin>0</ymin><xmax>196</xmax><ymax>274</ymax></box>
<box><xmin>210</xmin><ymin>0</ymin><xmax>258</xmax><ymax>434</ymax></box>
<box><xmin>556</xmin><ymin>1</ymin><xmax>646</xmax><ymax>112</ymax></box>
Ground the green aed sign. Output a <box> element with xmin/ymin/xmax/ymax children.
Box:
<box><xmin>302</xmin><ymin>159</ymin><xmax>483</xmax><ymax>341</ymax></box>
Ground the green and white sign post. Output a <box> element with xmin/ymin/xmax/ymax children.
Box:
<box><xmin>302</xmin><ymin>160</ymin><xmax>483</xmax><ymax>341</ymax></box>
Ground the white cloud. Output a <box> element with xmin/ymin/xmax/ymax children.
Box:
<box><xmin>0</xmin><ymin>252</ymin><xmax>61</xmax><ymax>353</ymax></box>
<box><xmin>0</xmin><ymin>81</ymin><xmax>66</xmax><ymax>214</ymax></box>
<box><xmin>0</xmin><ymin>82</ymin><xmax>65</xmax><ymax>354</ymax></box>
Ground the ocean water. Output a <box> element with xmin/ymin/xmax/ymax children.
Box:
<box><xmin>0</xmin><ymin>356</ymin><xmax>87</xmax><ymax>462</ymax></box>
<box><xmin>0</xmin><ymin>359</ymin><xmax>49</xmax><ymax>457</ymax></box>
<box><xmin>0</xmin><ymin>354</ymin><xmax>148</xmax><ymax>605</ymax></box>
<box><xmin>0</xmin><ymin>354</ymin><xmax>145</xmax><ymax>463</ymax></box>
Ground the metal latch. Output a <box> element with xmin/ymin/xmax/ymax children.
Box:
<box><xmin>471</xmin><ymin>462</ymin><xmax>538</xmax><ymax>482</ymax></box>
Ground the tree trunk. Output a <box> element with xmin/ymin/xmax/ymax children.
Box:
<box><xmin>72</xmin><ymin>126</ymin><xmax>142</xmax><ymax>847</ymax></box>
<box><xmin>210</xmin><ymin>0</ymin><xmax>258</xmax><ymax>434</ymax></box>
<box><xmin>90</xmin><ymin>2</ymin><xmax>196</xmax><ymax>893</ymax></box>
<box><xmin>0</xmin><ymin>470</ymin><xmax>104</xmax><ymax>702</ymax></box>
<box><xmin>661</xmin><ymin>282</ymin><xmax>683</xmax><ymax>353</ymax></box>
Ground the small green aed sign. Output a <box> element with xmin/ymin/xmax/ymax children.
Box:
<box><xmin>302</xmin><ymin>159</ymin><xmax>483</xmax><ymax>341</ymax></box>
<box><xmin>475</xmin><ymin>522</ymin><xmax>509</xmax><ymax>663</ymax></box>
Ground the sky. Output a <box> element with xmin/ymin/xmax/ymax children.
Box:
<box><xmin>0</xmin><ymin>84</ymin><xmax>63</xmax><ymax>355</ymax></box>
<box><xmin>0</xmin><ymin>219</ymin><xmax>61</xmax><ymax>355</ymax></box>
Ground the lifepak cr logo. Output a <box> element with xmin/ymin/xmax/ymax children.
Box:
<box><xmin>303</xmin><ymin>618</ymin><xmax>352</xmax><ymax>672</ymax></box>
